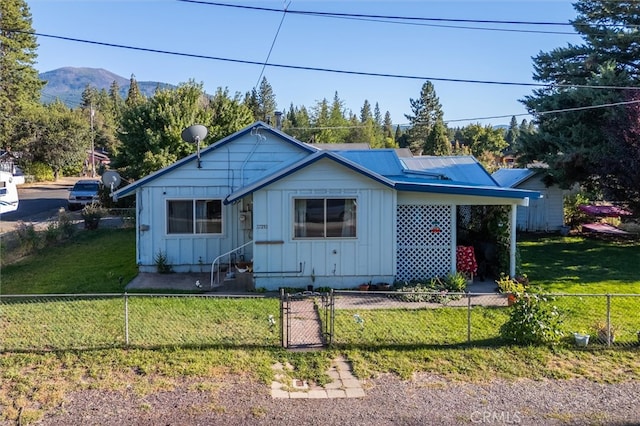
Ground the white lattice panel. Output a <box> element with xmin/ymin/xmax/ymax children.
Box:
<box><xmin>396</xmin><ymin>205</ymin><xmax>452</xmax><ymax>281</ymax></box>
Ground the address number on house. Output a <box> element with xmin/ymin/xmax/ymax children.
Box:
<box><xmin>257</xmin><ymin>224</ymin><xmax>268</xmax><ymax>229</ymax></box>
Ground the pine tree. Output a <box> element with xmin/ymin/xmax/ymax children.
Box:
<box><xmin>125</xmin><ymin>74</ymin><xmax>143</xmax><ymax>106</ymax></box>
<box><xmin>520</xmin><ymin>0</ymin><xmax>640</xmax><ymax>211</ymax></box>
<box><xmin>257</xmin><ymin>77</ymin><xmax>277</xmax><ymax>123</ymax></box>
<box><xmin>423</xmin><ymin>120</ymin><xmax>451</xmax><ymax>156</ymax></box>
<box><xmin>404</xmin><ymin>81</ymin><xmax>444</xmax><ymax>154</ymax></box>
<box><xmin>0</xmin><ymin>0</ymin><xmax>45</xmax><ymax>148</ymax></box>
<box><xmin>505</xmin><ymin>115</ymin><xmax>520</xmax><ymax>152</ymax></box>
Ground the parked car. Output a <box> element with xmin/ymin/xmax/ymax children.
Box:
<box><xmin>68</xmin><ymin>179</ymin><xmax>101</xmax><ymax>211</ymax></box>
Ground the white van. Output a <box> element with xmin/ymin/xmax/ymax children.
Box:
<box><xmin>0</xmin><ymin>170</ymin><xmax>19</xmax><ymax>214</ymax></box>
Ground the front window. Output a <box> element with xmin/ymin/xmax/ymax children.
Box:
<box><xmin>294</xmin><ymin>198</ymin><xmax>356</xmax><ymax>238</ymax></box>
<box><xmin>167</xmin><ymin>199</ymin><xmax>222</xmax><ymax>234</ymax></box>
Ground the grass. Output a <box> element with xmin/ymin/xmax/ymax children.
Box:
<box><xmin>1</xmin><ymin>229</ymin><xmax>640</xmax><ymax>424</ymax></box>
<box><xmin>519</xmin><ymin>235</ymin><xmax>640</xmax><ymax>294</ymax></box>
<box><xmin>1</xmin><ymin>228</ymin><xmax>137</xmax><ymax>294</ymax></box>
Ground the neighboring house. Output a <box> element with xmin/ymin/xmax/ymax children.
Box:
<box><xmin>492</xmin><ymin>168</ymin><xmax>565</xmax><ymax>232</ymax></box>
<box><xmin>113</xmin><ymin>121</ymin><xmax>539</xmax><ymax>290</ymax></box>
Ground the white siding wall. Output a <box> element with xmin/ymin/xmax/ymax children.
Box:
<box><xmin>251</xmin><ymin>159</ymin><xmax>396</xmax><ymax>290</ymax></box>
<box><xmin>135</xmin><ymin>131</ymin><xmax>308</xmax><ymax>272</ymax></box>
<box><xmin>516</xmin><ymin>177</ymin><xmax>565</xmax><ymax>232</ymax></box>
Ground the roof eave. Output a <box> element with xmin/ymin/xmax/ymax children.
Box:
<box><xmin>224</xmin><ymin>151</ymin><xmax>394</xmax><ymax>204</ymax></box>
<box><xmin>394</xmin><ymin>182</ymin><xmax>540</xmax><ymax>200</ymax></box>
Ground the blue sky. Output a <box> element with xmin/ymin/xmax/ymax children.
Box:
<box><xmin>29</xmin><ymin>0</ymin><xmax>579</xmax><ymax>127</ymax></box>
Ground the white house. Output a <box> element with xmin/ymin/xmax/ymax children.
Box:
<box><xmin>492</xmin><ymin>168</ymin><xmax>565</xmax><ymax>232</ymax></box>
<box><xmin>114</xmin><ymin>122</ymin><xmax>539</xmax><ymax>291</ymax></box>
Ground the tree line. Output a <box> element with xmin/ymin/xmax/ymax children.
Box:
<box><xmin>1</xmin><ymin>0</ymin><xmax>638</xmax><ymax>214</ymax></box>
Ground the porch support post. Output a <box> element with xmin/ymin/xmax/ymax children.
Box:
<box><xmin>450</xmin><ymin>204</ymin><xmax>457</xmax><ymax>274</ymax></box>
<box><xmin>509</xmin><ymin>204</ymin><xmax>517</xmax><ymax>278</ymax></box>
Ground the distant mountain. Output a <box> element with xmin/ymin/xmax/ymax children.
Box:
<box><xmin>39</xmin><ymin>67</ymin><xmax>175</xmax><ymax>107</ymax></box>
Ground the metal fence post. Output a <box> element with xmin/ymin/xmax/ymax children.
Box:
<box><xmin>467</xmin><ymin>292</ymin><xmax>472</xmax><ymax>344</ymax></box>
<box><xmin>606</xmin><ymin>294</ymin><xmax>612</xmax><ymax>347</ymax></box>
<box><xmin>124</xmin><ymin>292</ymin><xmax>129</xmax><ymax>346</ymax></box>
<box><xmin>279</xmin><ymin>288</ymin><xmax>285</xmax><ymax>348</ymax></box>
<box><xmin>329</xmin><ymin>289</ymin><xmax>335</xmax><ymax>346</ymax></box>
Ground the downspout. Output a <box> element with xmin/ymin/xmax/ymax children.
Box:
<box><xmin>510</xmin><ymin>203</ymin><xmax>517</xmax><ymax>277</ymax></box>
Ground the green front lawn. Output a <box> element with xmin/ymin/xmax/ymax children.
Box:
<box><xmin>519</xmin><ymin>235</ymin><xmax>640</xmax><ymax>294</ymax></box>
<box><xmin>1</xmin><ymin>228</ymin><xmax>137</xmax><ymax>294</ymax></box>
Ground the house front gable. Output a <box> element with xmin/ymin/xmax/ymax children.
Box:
<box><xmin>117</xmin><ymin>123</ymin><xmax>317</xmax><ymax>272</ymax></box>
<box><xmin>248</xmin><ymin>157</ymin><xmax>397</xmax><ymax>290</ymax></box>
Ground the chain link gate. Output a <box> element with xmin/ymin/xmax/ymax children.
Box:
<box><xmin>280</xmin><ymin>289</ymin><xmax>334</xmax><ymax>349</ymax></box>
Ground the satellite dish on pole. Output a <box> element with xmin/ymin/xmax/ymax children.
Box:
<box><xmin>181</xmin><ymin>124</ymin><xmax>208</xmax><ymax>168</ymax></box>
<box><xmin>102</xmin><ymin>170</ymin><xmax>122</xmax><ymax>194</ymax></box>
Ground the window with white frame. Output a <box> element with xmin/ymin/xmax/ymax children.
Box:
<box><xmin>294</xmin><ymin>198</ymin><xmax>356</xmax><ymax>238</ymax></box>
<box><xmin>167</xmin><ymin>199</ymin><xmax>222</xmax><ymax>234</ymax></box>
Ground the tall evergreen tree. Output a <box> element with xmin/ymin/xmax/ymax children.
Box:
<box><xmin>257</xmin><ymin>77</ymin><xmax>277</xmax><ymax>123</ymax></box>
<box><xmin>0</xmin><ymin>0</ymin><xmax>44</xmax><ymax>149</ymax></box>
<box><xmin>125</xmin><ymin>74</ymin><xmax>143</xmax><ymax>106</ymax></box>
<box><xmin>243</xmin><ymin>88</ymin><xmax>260</xmax><ymax>120</ymax></box>
<box><xmin>404</xmin><ymin>81</ymin><xmax>444</xmax><ymax>154</ymax></box>
<box><xmin>423</xmin><ymin>120</ymin><xmax>452</xmax><ymax>156</ymax></box>
<box><xmin>520</xmin><ymin>0</ymin><xmax>640</xmax><ymax>211</ymax></box>
<box><xmin>504</xmin><ymin>115</ymin><xmax>520</xmax><ymax>152</ymax></box>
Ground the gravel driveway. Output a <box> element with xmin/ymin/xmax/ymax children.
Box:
<box><xmin>36</xmin><ymin>374</ymin><xmax>639</xmax><ymax>425</ymax></box>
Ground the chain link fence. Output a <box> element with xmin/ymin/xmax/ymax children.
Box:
<box><xmin>327</xmin><ymin>291</ymin><xmax>640</xmax><ymax>348</ymax></box>
<box><xmin>1</xmin><ymin>292</ymin><xmax>639</xmax><ymax>352</ymax></box>
<box><xmin>0</xmin><ymin>294</ymin><xmax>280</xmax><ymax>352</ymax></box>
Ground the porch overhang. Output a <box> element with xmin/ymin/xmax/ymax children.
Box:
<box><xmin>393</xmin><ymin>181</ymin><xmax>540</xmax><ymax>202</ymax></box>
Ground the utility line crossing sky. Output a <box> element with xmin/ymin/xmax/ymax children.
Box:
<box><xmin>29</xmin><ymin>0</ymin><xmax>581</xmax><ymax>127</ymax></box>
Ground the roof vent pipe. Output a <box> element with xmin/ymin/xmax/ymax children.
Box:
<box><xmin>274</xmin><ymin>111</ymin><xmax>283</xmax><ymax>129</ymax></box>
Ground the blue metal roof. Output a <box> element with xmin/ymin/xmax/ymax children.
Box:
<box><xmin>492</xmin><ymin>168</ymin><xmax>537</xmax><ymax>188</ymax></box>
<box><xmin>401</xmin><ymin>156</ymin><xmax>499</xmax><ymax>186</ymax></box>
<box><xmin>333</xmin><ymin>150</ymin><xmax>406</xmax><ymax>177</ymax></box>
<box><xmin>112</xmin><ymin>121</ymin><xmax>540</xmax><ymax>203</ymax></box>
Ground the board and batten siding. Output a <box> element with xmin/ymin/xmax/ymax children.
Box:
<box><xmin>515</xmin><ymin>176</ymin><xmax>565</xmax><ymax>232</ymax></box>
<box><xmin>134</xmin><ymin>131</ymin><xmax>309</xmax><ymax>272</ymax></box>
<box><xmin>250</xmin><ymin>158</ymin><xmax>396</xmax><ymax>290</ymax></box>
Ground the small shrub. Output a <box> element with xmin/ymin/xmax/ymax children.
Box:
<box><xmin>495</xmin><ymin>273</ymin><xmax>527</xmax><ymax>294</ymax></box>
<box><xmin>154</xmin><ymin>250</ymin><xmax>172</xmax><ymax>274</ymax></box>
<box><xmin>81</xmin><ymin>204</ymin><xmax>107</xmax><ymax>230</ymax></box>
<box><xmin>500</xmin><ymin>292</ymin><xmax>564</xmax><ymax>345</ymax></box>
<box><xmin>44</xmin><ymin>221</ymin><xmax>62</xmax><ymax>243</ymax></box>
<box><xmin>395</xmin><ymin>276</ymin><xmax>463</xmax><ymax>303</ymax></box>
<box><xmin>23</xmin><ymin>162</ymin><xmax>54</xmax><ymax>181</ymax></box>
<box><xmin>443</xmin><ymin>272</ymin><xmax>467</xmax><ymax>292</ymax></box>
<box><xmin>564</xmin><ymin>191</ymin><xmax>591</xmax><ymax>228</ymax></box>
<box><xmin>57</xmin><ymin>209</ymin><xmax>77</xmax><ymax>238</ymax></box>
<box><xmin>15</xmin><ymin>221</ymin><xmax>41</xmax><ymax>254</ymax></box>
<box><xmin>592</xmin><ymin>321</ymin><xmax>620</xmax><ymax>344</ymax></box>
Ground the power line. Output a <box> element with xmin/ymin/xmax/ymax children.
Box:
<box><xmin>178</xmin><ymin>0</ymin><xmax>576</xmax><ymax>27</ymax></box>
<box><xmin>327</xmin><ymin>16</ymin><xmax>578</xmax><ymax>35</ymax></box>
<box><xmin>178</xmin><ymin>0</ymin><xmax>580</xmax><ymax>35</ymax></box>
<box><xmin>443</xmin><ymin>98</ymin><xmax>640</xmax><ymax>124</ymax></box>
<box><xmin>255</xmin><ymin>1</ymin><xmax>291</xmax><ymax>89</ymax></box>
<box><xmin>6</xmin><ymin>28</ymin><xmax>639</xmax><ymax>92</ymax></box>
